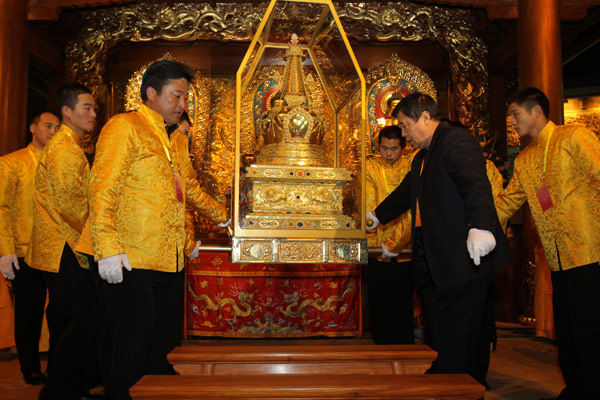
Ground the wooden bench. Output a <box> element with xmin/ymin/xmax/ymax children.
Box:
<box><xmin>168</xmin><ymin>344</ymin><xmax>437</xmax><ymax>375</ymax></box>
<box><xmin>130</xmin><ymin>373</ymin><xmax>485</xmax><ymax>399</ymax></box>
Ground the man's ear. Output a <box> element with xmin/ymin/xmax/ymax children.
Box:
<box><xmin>62</xmin><ymin>105</ymin><xmax>72</xmax><ymax>119</ymax></box>
<box><xmin>146</xmin><ymin>86</ymin><xmax>157</xmax><ymax>101</ymax></box>
<box><xmin>532</xmin><ymin>104</ymin><xmax>542</xmax><ymax>117</ymax></box>
<box><xmin>420</xmin><ymin>111</ymin><xmax>431</xmax><ymax>124</ymax></box>
<box><xmin>29</xmin><ymin>123</ymin><xmax>36</xmax><ymax>135</ymax></box>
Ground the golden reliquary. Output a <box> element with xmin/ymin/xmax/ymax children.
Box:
<box><xmin>232</xmin><ymin>0</ymin><xmax>367</xmax><ymax>264</ymax></box>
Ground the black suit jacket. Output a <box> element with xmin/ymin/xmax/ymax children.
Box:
<box><xmin>375</xmin><ymin>122</ymin><xmax>513</xmax><ymax>288</ymax></box>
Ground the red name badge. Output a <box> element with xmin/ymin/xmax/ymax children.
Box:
<box><xmin>536</xmin><ymin>185</ymin><xmax>553</xmax><ymax>212</ymax></box>
<box><xmin>173</xmin><ymin>170</ymin><xmax>184</xmax><ymax>203</ymax></box>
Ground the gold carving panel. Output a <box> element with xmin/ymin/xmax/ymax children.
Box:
<box><xmin>249</xmin><ymin>183</ymin><xmax>342</xmax><ymax>213</ymax></box>
<box><xmin>232</xmin><ymin>238</ymin><xmax>367</xmax><ymax>263</ymax></box>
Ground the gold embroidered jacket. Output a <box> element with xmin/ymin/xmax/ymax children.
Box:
<box><xmin>89</xmin><ymin>105</ymin><xmax>227</xmax><ymax>272</ymax></box>
<box><xmin>495</xmin><ymin>121</ymin><xmax>600</xmax><ymax>271</ymax></box>
<box><xmin>171</xmin><ymin>129</ymin><xmax>198</xmax><ymax>257</ymax></box>
<box><xmin>0</xmin><ymin>144</ymin><xmax>41</xmax><ymax>257</ymax></box>
<box><xmin>486</xmin><ymin>159</ymin><xmax>504</xmax><ymax>200</ymax></box>
<box><xmin>366</xmin><ymin>153</ymin><xmax>413</xmax><ymax>259</ymax></box>
<box><xmin>25</xmin><ymin>125</ymin><xmax>90</xmax><ymax>272</ymax></box>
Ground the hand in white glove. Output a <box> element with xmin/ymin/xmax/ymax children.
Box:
<box><xmin>366</xmin><ymin>210</ymin><xmax>379</xmax><ymax>230</ymax></box>
<box><xmin>98</xmin><ymin>253</ymin><xmax>132</xmax><ymax>284</ymax></box>
<box><xmin>190</xmin><ymin>240</ymin><xmax>202</xmax><ymax>259</ymax></box>
<box><xmin>218</xmin><ymin>219</ymin><xmax>231</xmax><ymax>228</ymax></box>
<box><xmin>381</xmin><ymin>243</ymin><xmax>399</xmax><ymax>259</ymax></box>
<box><xmin>466</xmin><ymin>228</ymin><xmax>496</xmax><ymax>266</ymax></box>
<box><xmin>0</xmin><ymin>254</ymin><xmax>19</xmax><ymax>280</ymax></box>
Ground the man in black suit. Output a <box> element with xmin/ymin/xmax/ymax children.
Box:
<box><xmin>367</xmin><ymin>93</ymin><xmax>513</xmax><ymax>386</ymax></box>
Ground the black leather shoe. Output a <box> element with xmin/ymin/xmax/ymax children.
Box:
<box><xmin>78</xmin><ymin>394</ymin><xmax>107</xmax><ymax>400</ymax></box>
<box><xmin>23</xmin><ymin>370</ymin><xmax>46</xmax><ymax>385</ymax></box>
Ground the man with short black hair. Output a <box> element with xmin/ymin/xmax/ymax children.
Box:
<box><xmin>365</xmin><ymin>125</ymin><xmax>414</xmax><ymax>344</ymax></box>
<box><xmin>0</xmin><ymin>110</ymin><xmax>59</xmax><ymax>385</ymax></box>
<box><xmin>367</xmin><ymin>92</ymin><xmax>513</xmax><ymax>386</ymax></box>
<box><xmin>26</xmin><ymin>83</ymin><xmax>99</xmax><ymax>400</ymax></box>
<box><xmin>89</xmin><ymin>60</ymin><xmax>229</xmax><ymax>399</ymax></box>
<box><xmin>497</xmin><ymin>87</ymin><xmax>600</xmax><ymax>400</ymax></box>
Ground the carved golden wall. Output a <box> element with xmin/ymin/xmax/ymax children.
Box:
<box><xmin>564</xmin><ymin>96</ymin><xmax>600</xmax><ymax>137</ymax></box>
<box><xmin>66</xmin><ymin>1</ymin><xmax>490</xmax><ymax>210</ymax></box>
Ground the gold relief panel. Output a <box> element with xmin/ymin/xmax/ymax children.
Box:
<box><xmin>205</xmin><ymin>78</ymin><xmax>236</xmax><ymax>200</ymax></box>
<box><xmin>279</xmin><ymin>241</ymin><xmax>323</xmax><ymax>263</ymax></box>
<box><xmin>250</xmin><ymin>183</ymin><xmax>342</xmax><ymax>213</ymax></box>
<box><xmin>231</xmin><ymin>238</ymin><xmax>367</xmax><ymax>263</ymax></box>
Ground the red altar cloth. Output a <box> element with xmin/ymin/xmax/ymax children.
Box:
<box><xmin>186</xmin><ymin>252</ymin><xmax>361</xmax><ymax>338</ymax></box>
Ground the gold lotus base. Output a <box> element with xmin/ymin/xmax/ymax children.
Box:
<box><xmin>231</xmin><ymin>238</ymin><xmax>368</xmax><ymax>264</ymax></box>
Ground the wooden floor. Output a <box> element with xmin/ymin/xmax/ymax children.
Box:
<box><xmin>0</xmin><ymin>323</ymin><xmax>565</xmax><ymax>400</ymax></box>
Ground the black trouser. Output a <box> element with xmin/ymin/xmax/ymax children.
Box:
<box><xmin>102</xmin><ymin>268</ymin><xmax>184</xmax><ymax>400</ymax></box>
<box><xmin>13</xmin><ymin>258</ymin><xmax>47</xmax><ymax>376</ymax></box>
<box><xmin>39</xmin><ymin>245</ymin><xmax>98</xmax><ymax>400</ymax></box>
<box><xmin>366</xmin><ymin>257</ymin><xmax>414</xmax><ymax>344</ymax></box>
<box><xmin>551</xmin><ymin>263</ymin><xmax>600</xmax><ymax>400</ymax></box>
<box><xmin>413</xmin><ymin>229</ymin><xmax>494</xmax><ymax>386</ymax></box>
<box><xmin>88</xmin><ymin>256</ymin><xmax>111</xmax><ymax>394</ymax></box>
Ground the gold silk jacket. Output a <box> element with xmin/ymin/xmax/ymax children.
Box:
<box><xmin>366</xmin><ymin>153</ymin><xmax>414</xmax><ymax>259</ymax></box>
<box><xmin>486</xmin><ymin>159</ymin><xmax>504</xmax><ymax>200</ymax></box>
<box><xmin>89</xmin><ymin>105</ymin><xmax>227</xmax><ymax>272</ymax></box>
<box><xmin>25</xmin><ymin>125</ymin><xmax>90</xmax><ymax>272</ymax></box>
<box><xmin>495</xmin><ymin>121</ymin><xmax>600</xmax><ymax>271</ymax></box>
<box><xmin>0</xmin><ymin>144</ymin><xmax>41</xmax><ymax>257</ymax></box>
<box><xmin>171</xmin><ymin>129</ymin><xmax>198</xmax><ymax>257</ymax></box>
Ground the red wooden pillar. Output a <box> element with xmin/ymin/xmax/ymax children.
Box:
<box><xmin>0</xmin><ymin>0</ymin><xmax>28</xmax><ymax>156</ymax></box>
<box><xmin>516</xmin><ymin>0</ymin><xmax>562</xmax><ymax>321</ymax></box>
<box><xmin>517</xmin><ymin>0</ymin><xmax>563</xmax><ymax>124</ymax></box>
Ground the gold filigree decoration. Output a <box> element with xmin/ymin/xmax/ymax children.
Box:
<box><xmin>67</xmin><ymin>2</ymin><xmax>490</xmax><ymax>146</ymax></box>
<box><xmin>336</xmin><ymin>2</ymin><xmax>489</xmax><ymax>141</ymax></box>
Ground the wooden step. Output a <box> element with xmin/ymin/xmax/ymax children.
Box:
<box><xmin>168</xmin><ymin>344</ymin><xmax>437</xmax><ymax>375</ymax></box>
<box><xmin>130</xmin><ymin>373</ymin><xmax>485</xmax><ymax>399</ymax></box>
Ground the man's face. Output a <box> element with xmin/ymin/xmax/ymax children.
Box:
<box><xmin>379</xmin><ymin>137</ymin><xmax>402</xmax><ymax>165</ymax></box>
<box><xmin>178</xmin><ymin>119</ymin><xmax>191</xmax><ymax>136</ymax></box>
<box><xmin>66</xmin><ymin>93</ymin><xmax>96</xmax><ymax>134</ymax></box>
<box><xmin>507</xmin><ymin>102</ymin><xmax>538</xmax><ymax>138</ymax></box>
<box><xmin>148</xmin><ymin>78</ymin><xmax>189</xmax><ymax>126</ymax></box>
<box><xmin>30</xmin><ymin>112</ymin><xmax>60</xmax><ymax>148</ymax></box>
<box><xmin>395</xmin><ymin>111</ymin><xmax>433</xmax><ymax>150</ymax></box>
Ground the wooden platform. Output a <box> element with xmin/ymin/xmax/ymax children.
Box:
<box><xmin>130</xmin><ymin>373</ymin><xmax>485</xmax><ymax>399</ymax></box>
<box><xmin>168</xmin><ymin>344</ymin><xmax>437</xmax><ymax>375</ymax></box>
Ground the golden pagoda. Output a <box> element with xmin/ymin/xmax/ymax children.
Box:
<box><xmin>231</xmin><ymin>0</ymin><xmax>367</xmax><ymax>264</ymax></box>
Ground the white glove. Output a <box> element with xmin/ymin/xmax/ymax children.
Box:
<box><xmin>381</xmin><ymin>243</ymin><xmax>399</xmax><ymax>259</ymax></box>
<box><xmin>0</xmin><ymin>254</ymin><xmax>19</xmax><ymax>280</ymax></box>
<box><xmin>366</xmin><ymin>210</ymin><xmax>379</xmax><ymax>230</ymax></box>
<box><xmin>98</xmin><ymin>253</ymin><xmax>132</xmax><ymax>284</ymax></box>
<box><xmin>218</xmin><ymin>219</ymin><xmax>231</xmax><ymax>228</ymax></box>
<box><xmin>466</xmin><ymin>228</ymin><xmax>496</xmax><ymax>266</ymax></box>
<box><xmin>190</xmin><ymin>241</ymin><xmax>201</xmax><ymax>259</ymax></box>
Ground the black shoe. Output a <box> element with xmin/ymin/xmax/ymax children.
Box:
<box><xmin>78</xmin><ymin>394</ymin><xmax>107</xmax><ymax>400</ymax></box>
<box><xmin>23</xmin><ymin>371</ymin><xmax>46</xmax><ymax>385</ymax></box>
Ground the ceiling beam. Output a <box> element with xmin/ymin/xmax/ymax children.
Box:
<box><xmin>28</xmin><ymin>0</ymin><xmax>137</xmax><ymax>21</ymax></box>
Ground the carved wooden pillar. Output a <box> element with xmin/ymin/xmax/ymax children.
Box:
<box><xmin>0</xmin><ymin>0</ymin><xmax>28</xmax><ymax>155</ymax></box>
<box><xmin>517</xmin><ymin>0</ymin><xmax>563</xmax><ymax>124</ymax></box>
<box><xmin>516</xmin><ymin>0</ymin><xmax>562</xmax><ymax>322</ymax></box>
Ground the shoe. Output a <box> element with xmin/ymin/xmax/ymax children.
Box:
<box><xmin>78</xmin><ymin>394</ymin><xmax>107</xmax><ymax>400</ymax></box>
<box><xmin>23</xmin><ymin>370</ymin><xmax>46</xmax><ymax>385</ymax></box>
